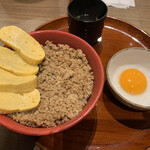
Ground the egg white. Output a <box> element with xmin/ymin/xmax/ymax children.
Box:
<box><xmin>112</xmin><ymin>64</ymin><xmax>150</xmax><ymax>106</ymax></box>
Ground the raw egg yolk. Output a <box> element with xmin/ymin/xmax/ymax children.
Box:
<box><xmin>120</xmin><ymin>69</ymin><xmax>147</xmax><ymax>95</ymax></box>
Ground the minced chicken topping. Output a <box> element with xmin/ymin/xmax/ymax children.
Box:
<box><xmin>8</xmin><ymin>41</ymin><xmax>94</xmax><ymax>128</ymax></box>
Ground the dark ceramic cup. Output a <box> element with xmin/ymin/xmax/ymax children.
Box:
<box><xmin>68</xmin><ymin>0</ymin><xmax>107</xmax><ymax>46</ymax></box>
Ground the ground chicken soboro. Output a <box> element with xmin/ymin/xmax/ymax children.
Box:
<box><xmin>8</xmin><ymin>41</ymin><xmax>94</xmax><ymax>128</ymax></box>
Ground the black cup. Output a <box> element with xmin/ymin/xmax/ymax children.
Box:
<box><xmin>68</xmin><ymin>0</ymin><xmax>108</xmax><ymax>46</ymax></box>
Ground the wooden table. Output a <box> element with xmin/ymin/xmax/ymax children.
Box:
<box><xmin>0</xmin><ymin>0</ymin><xmax>150</xmax><ymax>150</ymax></box>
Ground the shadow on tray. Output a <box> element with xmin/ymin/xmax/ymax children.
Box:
<box><xmin>36</xmin><ymin>107</ymin><xmax>97</xmax><ymax>150</ymax></box>
<box><xmin>103</xmin><ymin>81</ymin><xmax>150</xmax><ymax>130</ymax></box>
<box><xmin>0</xmin><ymin>125</ymin><xmax>39</xmax><ymax>150</ymax></box>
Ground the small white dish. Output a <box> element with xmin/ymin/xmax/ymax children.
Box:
<box><xmin>106</xmin><ymin>47</ymin><xmax>150</xmax><ymax>111</ymax></box>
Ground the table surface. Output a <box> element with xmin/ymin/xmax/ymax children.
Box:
<box><xmin>0</xmin><ymin>0</ymin><xmax>150</xmax><ymax>150</ymax></box>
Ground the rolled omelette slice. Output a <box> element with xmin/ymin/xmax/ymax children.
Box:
<box><xmin>0</xmin><ymin>68</ymin><xmax>37</xmax><ymax>93</ymax></box>
<box><xmin>0</xmin><ymin>89</ymin><xmax>40</xmax><ymax>114</ymax></box>
<box><xmin>0</xmin><ymin>26</ymin><xmax>45</xmax><ymax>65</ymax></box>
<box><xmin>0</xmin><ymin>46</ymin><xmax>39</xmax><ymax>76</ymax></box>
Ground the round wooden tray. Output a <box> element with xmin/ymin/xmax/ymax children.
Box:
<box><xmin>35</xmin><ymin>16</ymin><xmax>150</xmax><ymax>150</ymax></box>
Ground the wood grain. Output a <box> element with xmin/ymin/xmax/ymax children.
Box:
<box><xmin>0</xmin><ymin>0</ymin><xmax>150</xmax><ymax>150</ymax></box>
<box><xmin>0</xmin><ymin>0</ymin><xmax>149</xmax><ymax>34</ymax></box>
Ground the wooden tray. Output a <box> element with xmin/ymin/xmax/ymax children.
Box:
<box><xmin>35</xmin><ymin>16</ymin><xmax>150</xmax><ymax>150</ymax></box>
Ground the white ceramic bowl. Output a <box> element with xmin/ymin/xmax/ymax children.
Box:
<box><xmin>106</xmin><ymin>47</ymin><xmax>150</xmax><ymax>111</ymax></box>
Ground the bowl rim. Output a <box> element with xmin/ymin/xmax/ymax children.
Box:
<box><xmin>0</xmin><ymin>30</ymin><xmax>105</xmax><ymax>135</ymax></box>
<box><xmin>106</xmin><ymin>47</ymin><xmax>150</xmax><ymax>111</ymax></box>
